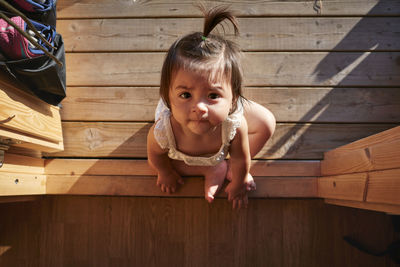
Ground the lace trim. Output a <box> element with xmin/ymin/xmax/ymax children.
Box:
<box><xmin>153</xmin><ymin>100</ymin><xmax>170</xmax><ymax>150</ymax></box>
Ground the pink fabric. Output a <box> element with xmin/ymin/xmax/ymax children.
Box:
<box><xmin>13</xmin><ymin>0</ymin><xmax>36</xmax><ymax>12</ymax></box>
<box><xmin>0</xmin><ymin>16</ymin><xmax>37</xmax><ymax>59</ymax></box>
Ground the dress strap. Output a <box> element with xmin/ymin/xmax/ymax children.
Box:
<box><xmin>222</xmin><ymin>99</ymin><xmax>243</xmax><ymax>144</ymax></box>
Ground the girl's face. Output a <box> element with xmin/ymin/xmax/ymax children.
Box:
<box><xmin>169</xmin><ymin>68</ymin><xmax>233</xmax><ymax>136</ymax></box>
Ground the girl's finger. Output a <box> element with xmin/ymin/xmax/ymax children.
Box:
<box><xmin>243</xmin><ymin>196</ymin><xmax>248</xmax><ymax>208</ymax></box>
<box><xmin>238</xmin><ymin>199</ymin><xmax>243</xmax><ymax>209</ymax></box>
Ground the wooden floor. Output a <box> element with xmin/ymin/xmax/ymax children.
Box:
<box><xmin>0</xmin><ymin>196</ymin><xmax>398</xmax><ymax>267</ymax></box>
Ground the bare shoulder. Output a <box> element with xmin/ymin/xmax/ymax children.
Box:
<box><xmin>243</xmin><ymin>100</ymin><xmax>276</xmax><ymax>136</ymax></box>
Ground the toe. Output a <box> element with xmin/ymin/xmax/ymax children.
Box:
<box><xmin>205</xmin><ymin>193</ymin><xmax>214</xmax><ymax>203</ymax></box>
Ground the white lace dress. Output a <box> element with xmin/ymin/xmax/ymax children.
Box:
<box><xmin>153</xmin><ymin>98</ymin><xmax>243</xmax><ymax>166</ymax></box>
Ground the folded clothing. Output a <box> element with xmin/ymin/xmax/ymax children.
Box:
<box><xmin>0</xmin><ymin>16</ymin><xmax>55</xmax><ymax>60</ymax></box>
<box><xmin>1</xmin><ymin>0</ymin><xmax>57</xmax><ymax>27</ymax></box>
<box><xmin>10</xmin><ymin>0</ymin><xmax>55</xmax><ymax>14</ymax></box>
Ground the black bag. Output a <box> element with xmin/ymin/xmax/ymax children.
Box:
<box><xmin>0</xmin><ymin>0</ymin><xmax>66</xmax><ymax>106</ymax></box>
<box><xmin>1</xmin><ymin>33</ymin><xmax>66</xmax><ymax>106</ymax></box>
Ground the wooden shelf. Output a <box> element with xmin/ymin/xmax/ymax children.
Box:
<box><xmin>0</xmin><ymin>72</ymin><xmax>64</xmax><ymax>155</ymax></box>
<box><xmin>0</xmin><ymin>72</ymin><xmax>63</xmax><ymax>198</ymax></box>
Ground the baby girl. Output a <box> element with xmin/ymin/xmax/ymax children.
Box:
<box><xmin>147</xmin><ymin>5</ymin><xmax>275</xmax><ymax>209</ymax></box>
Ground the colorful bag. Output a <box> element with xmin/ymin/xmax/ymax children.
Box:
<box><xmin>0</xmin><ymin>0</ymin><xmax>65</xmax><ymax>106</ymax></box>
<box><xmin>1</xmin><ymin>0</ymin><xmax>57</xmax><ymax>27</ymax></box>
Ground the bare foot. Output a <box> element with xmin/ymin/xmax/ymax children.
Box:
<box><xmin>204</xmin><ymin>160</ymin><xmax>228</xmax><ymax>203</ymax></box>
<box><xmin>244</xmin><ymin>173</ymin><xmax>256</xmax><ymax>191</ymax></box>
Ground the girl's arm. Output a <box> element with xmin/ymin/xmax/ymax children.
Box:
<box><xmin>147</xmin><ymin>124</ymin><xmax>184</xmax><ymax>193</ymax></box>
<box><xmin>224</xmin><ymin>117</ymin><xmax>252</xmax><ymax>209</ymax></box>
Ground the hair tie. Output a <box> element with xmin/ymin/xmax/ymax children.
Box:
<box><xmin>201</xmin><ymin>36</ymin><xmax>207</xmax><ymax>41</ymax></box>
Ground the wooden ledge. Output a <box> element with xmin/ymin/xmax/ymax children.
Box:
<box><xmin>320</xmin><ymin>126</ymin><xmax>400</xmax><ymax>214</ymax></box>
<box><xmin>0</xmin><ymin>157</ymin><xmax>319</xmax><ymax>198</ymax></box>
<box><xmin>44</xmin><ymin>159</ymin><xmax>319</xmax><ymax>198</ymax></box>
<box><xmin>44</xmin><ymin>158</ymin><xmax>321</xmax><ymax>176</ymax></box>
<box><xmin>45</xmin><ymin>175</ymin><xmax>318</xmax><ymax>198</ymax></box>
<box><xmin>322</xmin><ymin>126</ymin><xmax>400</xmax><ymax>176</ymax></box>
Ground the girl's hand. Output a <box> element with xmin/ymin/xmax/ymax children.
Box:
<box><xmin>156</xmin><ymin>170</ymin><xmax>184</xmax><ymax>194</ymax></box>
<box><xmin>224</xmin><ymin>180</ymin><xmax>248</xmax><ymax>209</ymax></box>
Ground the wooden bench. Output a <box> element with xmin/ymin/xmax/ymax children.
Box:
<box><xmin>320</xmin><ymin>126</ymin><xmax>400</xmax><ymax>214</ymax></box>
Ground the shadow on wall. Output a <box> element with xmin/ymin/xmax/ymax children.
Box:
<box><xmin>264</xmin><ymin>0</ymin><xmax>400</xmax><ymax>160</ymax></box>
<box><xmin>42</xmin><ymin>2</ymin><xmax>400</xmax><ymax>199</ymax></box>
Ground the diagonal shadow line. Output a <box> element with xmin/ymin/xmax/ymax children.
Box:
<box><xmin>265</xmin><ymin>1</ymin><xmax>400</xmax><ymax>160</ymax></box>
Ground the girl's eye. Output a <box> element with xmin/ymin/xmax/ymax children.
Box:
<box><xmin>179</xmin><ymin>92</ymin><xmax>191</xmax><ymax>99</ymax></box>
<box><xmin>208</xmin><ymin>93</ymin><xmax>220</xmax><ymax>100</ymax></box>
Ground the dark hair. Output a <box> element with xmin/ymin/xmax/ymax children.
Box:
<box><xmin>160</xmin><ymin>5</ymin><xmax>243</xmax><ymax>112</ymax></box>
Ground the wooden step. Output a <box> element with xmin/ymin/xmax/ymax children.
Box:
<box><xmin>321</xmin><ymin>126</ymin><xmax>400</xmax><ymax>175</ymax></box>
<box><xmin>44</xmin><ymin>159</ymin><xmax>319</xmax><ymax>198</ymax></box>
<box><xmin>319</xmin><ymin>126</ymin><xmax>400</xmax><ymax>214</ymax></box>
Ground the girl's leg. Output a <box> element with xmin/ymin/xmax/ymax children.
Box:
<box><xmin>171</xmin><ymin>160</ymin><xmax>227</xmax><ymax>203</ymax></box>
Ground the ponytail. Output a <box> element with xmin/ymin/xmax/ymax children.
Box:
<box><xmin>199</xmin><ymin>5</ymin><xmax>239</xmax><ymax>38</ymax></box>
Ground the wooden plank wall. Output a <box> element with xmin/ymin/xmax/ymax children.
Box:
<box><xmin>1</xmin><ymin>1</ymin><xmax>400</xmax><ymax>266</ymax></box>
<box><xmin>52</xmin><ymin>0</ymin><xmax>400</xmax><ymax>160</ymax></box>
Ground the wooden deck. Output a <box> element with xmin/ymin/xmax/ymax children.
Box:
<box><xmin>1</xmin><ymin>0</ymin><xmax>400</xmax><ymax>266</ymax></box>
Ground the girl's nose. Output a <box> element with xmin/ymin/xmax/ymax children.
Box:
<box><xmin>192</xmin><ymin>102</ymin><xmax>208</xmax><ymax>116</ymax></box>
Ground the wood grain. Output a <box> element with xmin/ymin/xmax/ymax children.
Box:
<box><xmin>0</xmin><ymin>127</ymin><xmax>64</xmax><ymax>153</ymax></box>
<box><xmin>58</xmin><ymin>17</ymin><xmax>400</xmax><ymax>52</ymax></box>
<box><xmin>321</xmin><ymin>138</ymin><xmax>400</xmax><ymax>176</ymax></box>
<box><xmin>2</xmin><ymin>0</ymin><xmax>400</xmax><ymax>265</ymax></box>
<box><xmin>370</xmin><ymin>138</ymin><xmax>400</xmax><ymax>170</ymax></box>
<box><xmin>45</xmin><ymin>175</ymin><xmax>317</xmax><ymax>198</ymax></box>
<box><xmin>318</xmin><ymin>173</ymin><xmax>367</xmax><ymax>201</ymax></box>
<box><xmin>65</xmin><ymin>52</ymin><xmax>400</xmax><ymax>87</ymax></box>
<box><xmin>0</xmin><ymin>153</ymin><xmax>44</xmax><ymax>175</ymax></box>
<box><xmin>46</xmin><ymin>122</ymin><xmax>395</xmax><ymax>159</ymax></box>
<box><xmin>44</xmin><ymin>158</ymin><xmax>321</xmax><ymax>177</ymax></box>
<box><xmin>367</xmin><ymin>168</ymin><xmax>400</xmax><ymax>205</ymax></box>
<box><xmin>0</xmin><ymin>197</ymin><xmax>397</xmax><ymax>266</ymax></box>
<box><xmin>0</xmin><ymin>196</ymin><xmax>42</xmax><ymax>203</ymax></box>
<box><xmin>60</xmin><ymin>87</ymin><xmax>400</xmax><ymax>123</ymax></box>
<box><xmin>0</xmin><ymin>75</ymin><xmax>63</xmax><ymax>143</ymax></box>
<box><xmin>0</xmin><ymin>172</ymin><xmax>46</xmax><ymax>196</ymax></box>
<box><xmin>325</xmin><ymin>198</ymin><xmax>400</xmax><ymax>214</ymax></box>
<box><xmin>56</xmin><ymin>0</ymin><xmax>400</xmax><ymax>18</ymax></box>
<box><xmin>324</xmin><ymin>126</ymin><xmax>400</xmax><ymax>156</ymax></box>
